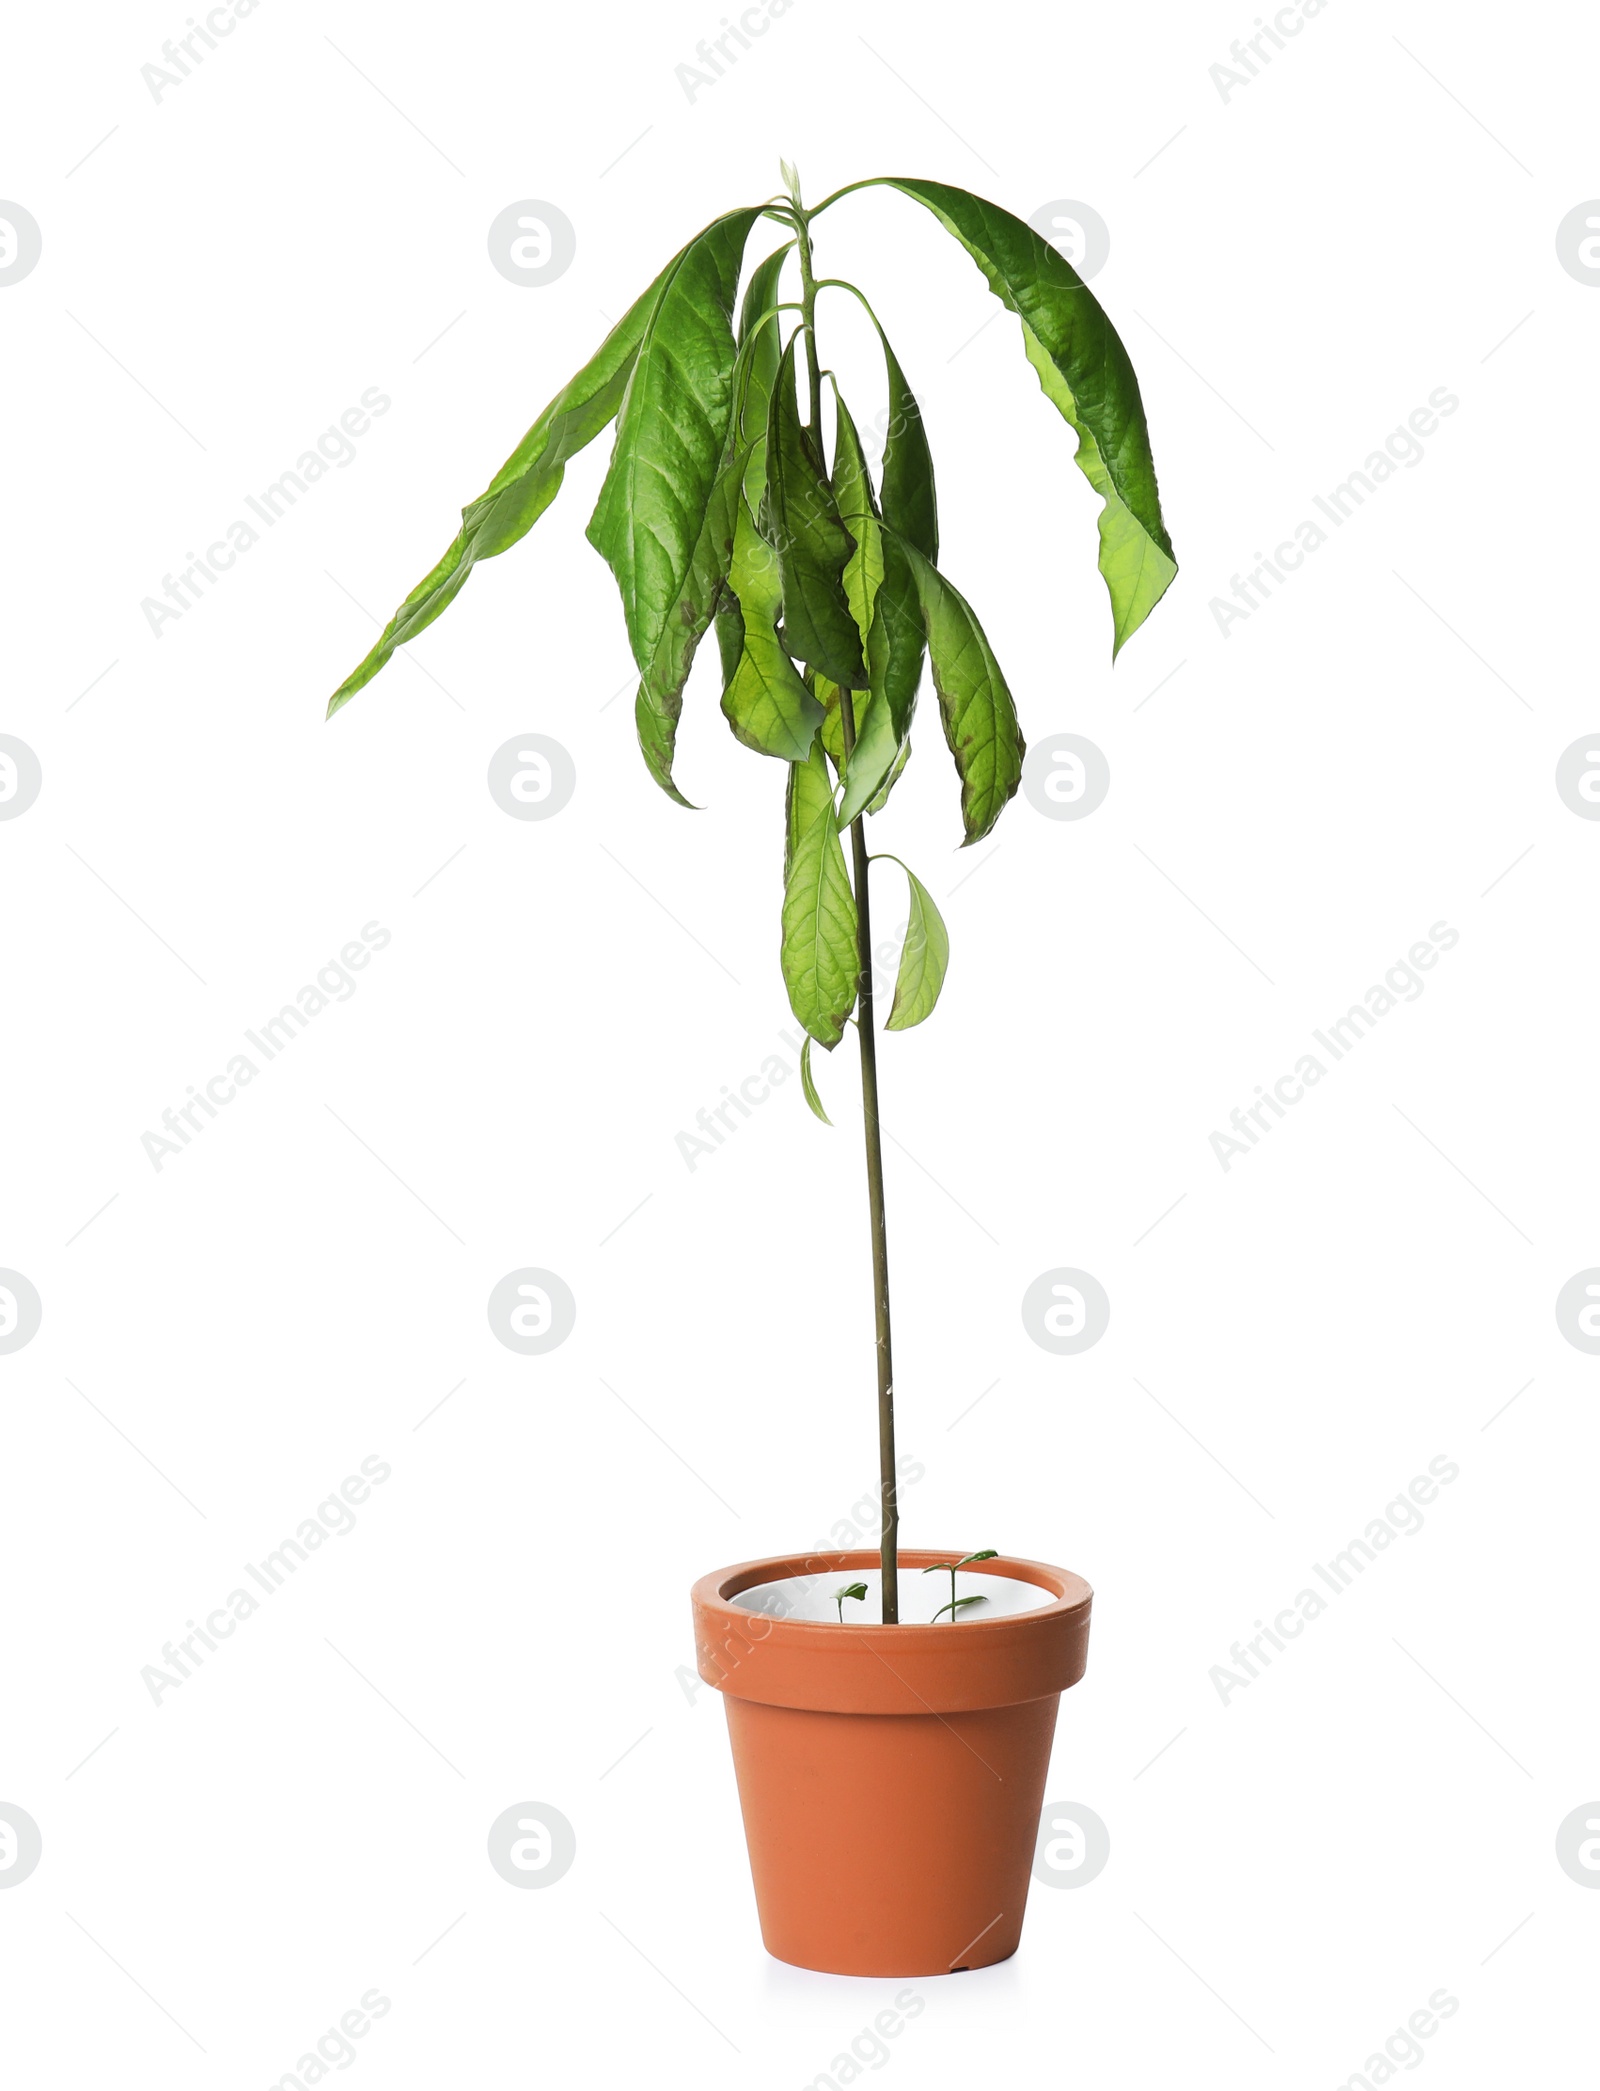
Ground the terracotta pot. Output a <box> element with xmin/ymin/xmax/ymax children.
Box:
<box><xmin>691</xmin><ymin>1549</ymin><xmax>1092</xmax><ymax>1977</ymax></box>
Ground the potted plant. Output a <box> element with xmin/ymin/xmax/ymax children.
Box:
<box><xmin>327</xmin><ymin>164</ymin><xmax>1176</xmax><ymax>1976</ymax></box>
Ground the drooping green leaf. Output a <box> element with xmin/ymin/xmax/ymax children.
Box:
<box><xmin>732</xmin><ymin>251</ymin><xmax>793</xmax><ymax>523</ymax></box>
<box><xmin>703</xmin><ymin>251</ymin><xmax>793</xmax><ymax>720</ymax></box>
<box><xmin>326</xmin><ymin>260</ymin><xmax>676</xmax><ymax>718</ymax></box>
<box><xmin>827</xmin><ymin>389</ymin><xmax>922</xmax><ymax>826</ymax></box>
<box><xmin>866</xmin><ymin>736</ymin><xmax>910</xmax><ymax>816</ymax></box>
<box><xmin>957</xmin><ymin>1549</ymin><xmax>999</xmax><ymax>1567</ymax></box>
<box><xmin>714</xmin><ymin>587</ymin><xmax>744</xmax><ymax>686</ymax></box>
<box><xmin>587</xmin><ymin>207</ymin><xmax>763</xmax><ymax>677</ymax></box>
<box><xmin>836</xmin><ymin>691</ymin><xmax>899</xmax><ymax>828</ymax></box>
<box><xmin>830</xmin><ymin>387</ymin><xmax>884</xmax><ymax>652</ymax></box>
<box><xmin>633</xmin><ymin>451</ymin><xmax>743</xmax><ymax>806</ymax></box>
<box><xmin>876</xmin><ymin>855</ymin><xmax>949</xmax><ymax>1031</ymax></box>
<box><xmin>781</xmin><ymin>736</ymin><xmax>858</xmax><ymax>1047</ymax></box>
<box><xmin>815</xmin><ymin>675</ymin><xmax>858</xmax><ymax>772</ymax></box>
<box><xmin>631</xmin><ymin>690</ymin><xmax>689</xmax><ymax>809</ymax></box>
<box><xmin>764</xmin><ymin>335</ymin><xmax>864</xmax><ymax>687</ymax></box>
<box><xmin>838</xmin><ymin>528</ymin><xmax>925</xmax><ymax>826</ymax></box>
<box><xmin>876</xmin><ymin>332</ymin><xmax>938</xmax><ymax>563</ymax></box>
<box><xmin>877</xmin><ymin>178</ymin><xmax>1176</xmax><ymax>654</ymax></box>
<box><xmin>631</xmin><ymin>248</ymin><xmax>792</xmax><ymax>801</ymax></box>
<box><xmin>814</xmin><ymin>279</ymin><xmax>938</xmax><ymax>563</ymax></box>
<box><xmin>894</xmin><ymin>536</ymin><xmax>1024</xmax><ymax>846</ymax></box>
<box><xmin>721</xmin><ymin>499</ymin><xmax>823</xmax><ymax>762</ymax></box>
<box><xmin>800</xmin><ymin>1036</ymin><xmax>832</xmax><ymax>1125</ymax></box>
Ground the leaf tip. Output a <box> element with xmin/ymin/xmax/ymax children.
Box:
<box><xmin>800</xmin><ymin>1035</ymin><xmax>834</xmax><ymax>1125</ymax></box>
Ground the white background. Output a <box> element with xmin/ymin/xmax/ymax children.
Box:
<box><xmin>4</xmin><ymin>0</ymin><xmax>1598</xmax><ymax>2083</ymax></box>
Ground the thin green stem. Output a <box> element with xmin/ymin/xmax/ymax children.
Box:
<box><xmin>793</xmin><ymin>172</ymin><xmax>899</xmax><ymax>1623</ymax></box>
<box><xmin>806</xmin><ymin>177</ymin><xmax>888</xmax><ymax>219</ymax></box>
<box><xmin>812</xmin><ymin>277</ymin><xmax>885</xmax><ymax>332</ymax></box>
<box><xmin>837</xmin><ymin>691</ymin><xmax>900</xmax><ymax>1625</ymax></box>
<box><xmin>793</xmin><ymin>207</ymin><xmax>826</xmax><ymax>439</ymax></box>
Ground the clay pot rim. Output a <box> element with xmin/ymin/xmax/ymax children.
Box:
<box><xmin>693</xmin><ymin>1548</ymin><xmax>1092</xmax><ymax>1641</ymax></box>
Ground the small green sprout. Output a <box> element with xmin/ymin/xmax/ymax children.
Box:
<box><xmin>921</xmin><ymin>1549</ymin><xmax>998</xmax><ymax>1622</ymax></box>
<box><xmin>833</xmin><ymin>1581</ymin><xmax>868</xmax><ymax>1624</ymax></box>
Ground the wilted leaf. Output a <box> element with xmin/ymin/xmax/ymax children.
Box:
<box><xmin>877</xmin><ymin>856</ymin><xmax>948</xmax><ymax>1031</ymax></box>
<box><xmin>721</xmin><ymin>499</ymin><xmax>823</xmax><ymax>762</ymax></box>
<box><xmin>734</xmin><ymin>244</ymin><xmax>795</xmax><ymax>521</ymax></box>
<box><xmin>327</xmin><ymin>259</ymin><xmax>676</xmax><ymax>717</ymax></box>
<box><xmin>838</xmin><ymin>528</ymin><xmax>925</xmax><ymax>826</ymax></box>
<box><xmin>831</xmin><ymin>387</ymin><xmax>884</xmax><ymax>650</ymax></box>
<box><xmin>765</xmin><ymin>334</ymin><xmax>864</xmax><ymax>686</ymax></box>
<box><xmin>875</xmin><ymin>330</ymin><xmax>938</xmax><ymax>563</ymax></box>
<box><xmin>801</xmin><ymin>1036</ymin><xmax>833</xmax><ymax>1125</ymax></box>
<box><xmin>816</xmin><ymin>676</ymin><xmax>862</xmax><ymax>772</ymax></box>
<box><xmin>587</xmin><ymin>208</ymin><xmax>763</xmax><ymax>676</ymax></box>
<box><xmin>630</xmin><ymin>241</ymin><xmax>792</xmax><ymax>800</ymax></box>
<box><xmin>894</xmin><ymin>536</ymin><xmax>1024</xmax><ymax>845</ymax></box>
<box><xmin>632</xmin><ymin>449</ymin><xmax>743</xmax><ymax>806</ymax></box>
<box><xmin>866</xmin><ymin>736</ymin><xmax>910</xmax><ymax>816</ymax></box>
<box><xmin>781</xmin><ymin>736</ymin><xmax>858</xmax><ymax>1046</ymax></box>
<box><xmin>879</xmin><ymin>178</ymin><xmax>1176</xmax><ymax>654</ymax></box>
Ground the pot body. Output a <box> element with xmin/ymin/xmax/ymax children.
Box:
<box><xmin>691</xmin><ymin>1549</ymin><xmax>1092</xmax><ymax>1978</ymax></box>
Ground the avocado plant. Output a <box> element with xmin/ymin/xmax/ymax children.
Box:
<box><xmin>327</xmin><ymin>165</ymin><xmax>1175</xmax><ymax>1626</ymax></box>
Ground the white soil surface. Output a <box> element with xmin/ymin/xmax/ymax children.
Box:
<box><xmin>730</xmin><ymin>1567</ymin><xmax>1056</xmax><ymax>1625</ymax></box>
